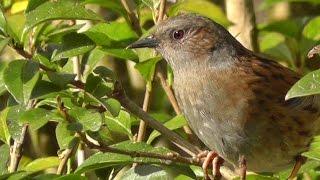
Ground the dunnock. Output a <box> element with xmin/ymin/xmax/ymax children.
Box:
<box><xmin>128</xmin><ymin>14</ymin><xmax>320</xmax><ymax>178</ymax></box>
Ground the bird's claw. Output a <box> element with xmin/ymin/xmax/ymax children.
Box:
<box><xmin>195</xmin><ymin>150</ymin><xmax>224</xmax><ymax>180</ymax></box>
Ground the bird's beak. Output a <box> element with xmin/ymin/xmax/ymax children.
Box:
<box><xmin>127</xmin><ymin>35</ymin><xmax>159</xmax><ymax>49</ymax></box>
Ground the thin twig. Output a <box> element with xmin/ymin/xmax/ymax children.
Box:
<box><xmin>57</xmin><ymin>142</ymin><xmax>79</xmax><ymax>175</ymax></box>
<box><xmin>157</xmin><ymin>0</ymin><xmax>167</xmax><ymax>23</ymax></box>
<box><xmin>120</xmin><ymin>0</ymin><xmax>142</xmax><ymax>36</ymax></box>
<box><xmin>136</xmin><ymin>89</ymin><xmax>151</xmax><ymax>142</ymax></box>
<box><xmin>112</xmin><ymin>83</ymin><xmax>200</xmax><ymax>156</ymax></box>
<box><xmin>9</xmin><ymin>124</ymin><xmax>28</xmax><ymax>173</ymax></box>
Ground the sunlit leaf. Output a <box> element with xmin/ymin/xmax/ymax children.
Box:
<box><xmin>24</xmin><ymin>0</ymin><xmax>103</xmax><ymax>33</ymax></box>
<box><xmin>105</xmin><ymin>110</ymin><xmax>132</xmax><ymax>138</ymax></box>
<box><xmin>0</xmin><ymin>144</ymin><xmax>9</xmax><ymax>175</ymax></box>
<box><xmin>135</xmin><ymin>57</ymin><xmax>161</xmax><ymax>82</ymax></box>
<box><xmin>19</xmin><ymin>108</ymin><xmax>61</xmax><ymax>131</ymax></box>
<box><xmin>75</xmin><ymin>141</ymin><xmax>172</xmax><ymax>174</ymax></box>
<box><xmin>286</xmin><ymin>69</ymin><xmax>320</xmax><ymax>99</ymax></box>
<box><xmin>69</xmin><ymin>107</ymin><xmax>102</xmax><ymax>132</ymax></box>
<box><xmin>0</xmin><ymin>108</ymin><xmax>10</xmax><ymax>144</ymax></box>
<box><xmin>168</xmin><ymin>0</ymin><xmax>230</xmax><ymax>27</ymax></box>
<box><xmin>84</xmin><ymin>0</ymin><xmax>126</xmax><ymax>16</ymax></box>
<box><xmin>53</xmin><ymin>32</ymin><xmax>96</xmax><ymax>61</ymax></box>
<box><xmin>22</xmin><ymin>157</ymin><xmax>60</xmax><ymax>172</ymax></box>
<box><xmin>121</xmin><ymin>165</ymin><xmax>170</xmax><ymax>180</ymax></box>
<box><xmin>3</xmin><ymin>60</ymin><xmax>40</xmax><ymax>105</ymax></box>
<box><xmin>259</xmin><ymin>32</ymin><xmax>295</xmax><ymax>65</ymax></box>
<box><xmin>147</xmin><ymin>114</ymin><xmax>187</xmax><ymax>144</ymax></box>
<box><xmin>85</xmin><ymin>22</ymin><xmax>138</xmax><ymax>47</ymax></box>
<box><xmin>99</xmin><ymin>48</ymin><xmax>139</xmax><ymax>62</ymax></box>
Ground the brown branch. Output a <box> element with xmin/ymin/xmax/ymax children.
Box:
<box><xmin>112</xmin><ymin>83</ymin><xmax>200</xmax><ymax>156</ymax></box>
<box><xmin>56</xmin><ymin>142</ymin><xmax>79</xmax><ymax>175</ymax></box>
<box><xmin>120</xmin><ymin>0</ymin><xmax>142</xmax><ymax>36</ymax></box>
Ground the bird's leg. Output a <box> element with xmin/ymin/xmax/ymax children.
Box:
<box><xmin>196</xmin><ymin>150</ymin><xmax>223</xmax><ymax>180</ymax></box>
<box><xmin>238</xmin><ymin>155</ymin><xmax>247</xmax><ymax>180</ymax></box>
<box><xmin>212</xmin><ymin>156</ymin><xmax>224</xmax><ymax>180</ymax></box>
<box><xmin>288</xmin><ymin>155</ymin><xmax>307</xmax><ymax>180</ymax></box>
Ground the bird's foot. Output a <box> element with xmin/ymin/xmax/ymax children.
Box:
<box><xmin>238</xmin><ymin>155</ymin><xmax>247</xmax><ymax>180</ymax></box>
<box><xmin>196</xmin><ymin>150</ymin><xmax>224</xmax><ymax>180</ymax></box>
<box><xmin>288</xmin><ymin>155</ymin><xmax>307</xmax><ymax>180</ymax></box>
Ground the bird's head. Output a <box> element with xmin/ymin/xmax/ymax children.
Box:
<box><xmin>128</xmin><ymin>14</ymin><xmax>245</xmax><ymax>70</ymax></box>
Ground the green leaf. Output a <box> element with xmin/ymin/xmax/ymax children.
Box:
<box><xmin>22</xmin><ymin>157</ymin><xmax>60</xmax><ymax>172</ymax></box>
<box><xmin>93</xmin><ymin>66</ymin><xmax>116</xmax><ymax>81</ymax></box>
<box><xmin>69</xmin><ymin>107</ymin><xmax>102</xmax><ymax>132</ymax></box>
<box><xmin>75</xmin><ymin>152</ymin><xmax>132</xmax><ymax>175</ymax></box>
<box><xmin>3</xmin><ymin>60</ymin><xmax>40</xmax><ymax>105</ymax></box>
<box><xmin>6</xmin><ymin>105</ymin><xmax>25</xmax><ymax>141</ymax></box>
<box><xmin>84</xmin><ymin>0</ymin><xmax>126</xmax><ymax>16</ymax></box>
<box><xmin>233</xmin><ymin>174</ymin><xmax>277</xmax><ymax>180</ymax></box>
<box><xmin>0</xmin><ymin>6</ymin><xmax>7</xmax><ymax>34</ymax></box>
<box><xmin>302</xmin><ymin>136</ymin><xmax>320</xmax><ymax>160</ymax></box>
<box><xmin>286</xmin><ymin>69</ymin><xmax>320</xmax><ymax>99</ymax></box>
<box><xmin>0</xmin><ymin>144</ymin><xmax>9</xmax><ymax>175</ymax></box>
<box><xmin>147</xmin><ymin>114</ymin><xmax>187</xmax><ymax>144</ymax></box>
<box><xmin>6</xmin><ymin>14</ymin><xmax>25</xmax><ymax>43</ymax></box>
<box><xmin>0</xmin><ymin>108</ymin><xmax>10</xmax><ymax>144</ymax></box>
<box><xmin>24</xmin><ymin>0</ymin><xmax>103</xmax><ymax>33</ymax></box>
<box><xmin>100</xmin><ymin>48</ymin><xmax>139</xmax><ymax>62</ymax></box>
<box><xmin>105</xmin><ymin>110</ymin><xmax>132</xmax><ymax>138</ymax></box>
<box><xmin>47</xmin><ymin>72</ymin><xmax>76</xmax><ymax>88</ymax></box>
<box><xmin>85</xmin><ymin>74</ymin><xmax>113</xmax><ymax>98</ymax></box>
<box><xmin>121</xmin><ymin>165</ymin><xmax>170</xmax><ymax>180</ymax></box>
<box><xmin>84</xmin><ymin>22</ymin><xmax>138</xmax><ymax>47</ymax></box>
<box><xmin>0</xmin><ymin>38</ymin><xmax>10</xmax><ymax>53</ymax></box>
<box><xmin>301</xmin><ymin>16</ymin><xmax>320</xmax><ymax>57</ymax></box>
<box><xmin>82</xmin><ymin>48</ymin><xmax>105</xmax><ymax>77</ymax></box>
<box><xmin>25</xmin><ymin>0</ymin><xmax>47</xmax><ymax>13</ymax></box>
<box><xmin>259</xmin><ymin>19</ymin><xmax>303</xmax><ymax>38</ymax></box>
<box><xmin>168</xmin><ymin>0</ymin><xmax>230</xmax><ymax>27</ymax></box>
<box><xmin>0</xmin><ymin>62</ymin><xmax>7</xmax><ymax>95</ymax></box>
<box><xmin>53</xmin><ymin>32</ymin><xmax>96</xmax><ymax>61</ymax></box>
<box><xmin>75</xmin><ymin>141</ymin><xmax>172</xmax><ymax>174</ymax></box>
<box><xmin>259</xmin><ymin>32</ymin><xmax>295</xmax><ymax>64</ymax></box>
<box><xmin>55</xmin><ymin>174</ymin><xmax>87</xmax><ymax>180</ymax></box>
<box><xmin>33</xmin><ymin>174</ymin><xmax>60</xmax><ymax>180</ymax></box>
<box><xmin>104</xmin><ymin>98</ymin><xmax>121</xmax><ymax>117</ymax></box>
<box><xmin>135</xmin><ymin>57</ymin><xmax>161</xmax><ymax>82</ymax></box>
<box><xmin>55</xmin><ymin>122</ymin><xmax>77</xmax><ymax>149</ymax></box>
<box><xmin>19</xmin><ymin>108</ymin><xmax>60</xmax><ymax>131</ymax></box>
<box><xmin>260</xmin><ymin>0</ymin><xmax>320</xmax><ymax>10</ymax></box>
<box><xmin>30</xmin><ymin>80</ymin><xmax>64</xmax><ymax>100</ymax></box>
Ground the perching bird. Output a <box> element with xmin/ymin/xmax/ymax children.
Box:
<box><xmin>128</xmin><ymin>14</ymin><xmax>320</xmax><ymax>178</ymax></box>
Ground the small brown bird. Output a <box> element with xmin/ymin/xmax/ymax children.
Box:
<box><xmin>128</xmin><ymin>14</ymin><xmax>320</xmax><ymax>178</ymax></box>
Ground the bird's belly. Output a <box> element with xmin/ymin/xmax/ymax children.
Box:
<box><xmin>174</xmin><ymin>84</ymin><xmax>309</xmax><ymax>172</ymax></box>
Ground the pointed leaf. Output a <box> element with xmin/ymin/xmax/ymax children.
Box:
<box><xmin>69</xmin><ymin>107</ymin><xmax>102</xmax><ymax>132</ymax></box>
<box><xmin>53</xmin><ymin>32</ymin><xmax>95</xmax><ymax>61</ymax></box>
<box><xmin>22</xmin><ymin>157</ymin><xmax>60</xmax><ymax>172</ymax></box>
<box><xmin>0</xmin><ymin>144</ymin><xmax>9</xmax><ymax>175</ymax></box>
<box><xmin>147</xmin><ymin>115</ymin><xmax>187</xmax><ymax>144</ymax></box>
<box><xmin>19</xmin><ymin>108</ymin><xmax>60</xmax><ymax>131</ymax></box>
<box><xmin>168</xmin><ymin>0</ymin><xmax>230</xmax><ymax>27</ymax></box>
<box><xmin>3</xmin><ymin>60</ymin><xmax>40</xmax><ymax>105</ymax></box>
<box><xmin>286</xmin><ymin>69</ymin><xmax>320</xmax><ymax>99</ymax></box>
<box><xmin>0</xmin><ymin>108</ymin><xmax>11</xmax><ymax>144</ymax></box>
<box><xmin>24</xmin><ymin>0</ymin><xmax>103</xmax><ymax>33</ymax></box>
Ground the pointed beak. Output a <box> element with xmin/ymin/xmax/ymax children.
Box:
<box><xmin>127</xmin><ymin>35</ymin><xmax>159</xmax><ymax>49</ymax></box>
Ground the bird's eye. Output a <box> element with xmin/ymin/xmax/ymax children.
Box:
<box><xmin>172</xmin><ymin>30</ymin><xmax>184</xmax><ymax>40</ymax></box>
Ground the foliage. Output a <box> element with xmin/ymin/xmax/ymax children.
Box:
<box><xmin>0</xmin><ymin>0</ymin><xmax>319</xmax><ymax>180</ymax></box>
